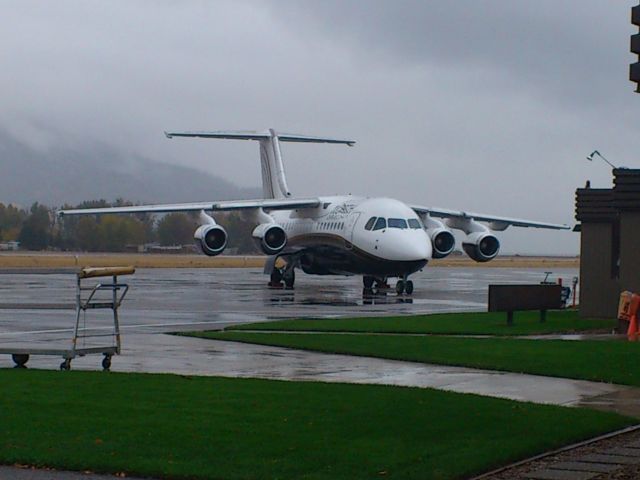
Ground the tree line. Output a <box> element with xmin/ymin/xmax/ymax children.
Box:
<box><xmin>0</xmin><ymin>200</ymin><xmax>260</xmax><ymax>253</ymax></box>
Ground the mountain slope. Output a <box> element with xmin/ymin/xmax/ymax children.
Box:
<box><xmin>0</xmin><ymin>130</ymin><xmax>259</xmax><ymax>207</ymax></box>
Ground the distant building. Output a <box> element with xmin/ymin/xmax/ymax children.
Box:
<box><xmin>575</xmin><ymin>169</ymin><xmax>640</xmax><ymax>318</ymax></box>
<box><xmin>0</xmin><ymin>241</ymin><xmax>20</xmax><ymax>251</ymax></box>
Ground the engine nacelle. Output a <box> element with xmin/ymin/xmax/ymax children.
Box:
<box><xmin>194</xmin><ymin>224</ymin><xmax>228</xmax><ymax>257</ymax></box>
<box><xmin>462</xmin><ymin>232</ymin><xmax>500</xmax><ymax>263</ymax></box>
<box><xmin>427</xmin><ymin>228</ymin><xmax>455</xmax><ymax>259</ymax></box>
<box><xmin>252</xmin><ymin>223</ymin><xmax>287</xmax><ymax>256</ymax></box>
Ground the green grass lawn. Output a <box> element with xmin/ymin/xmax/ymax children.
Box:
<box><xmin>197</xmin><ymin>331</ymin><xmax>640</xmax><ymax>387</ymax></box>
<box><xmin>228</xmin><ymin>310</ymin><xmax>616</xmax><ymax>336</ymax></box>
<box><xmin>0</xmin><ymin>369</ymin><xmax>633</xmax><ymax>480</ymax></box>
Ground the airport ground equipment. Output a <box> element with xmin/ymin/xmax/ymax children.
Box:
<box><xmin>488</xmin><ymin>284</ymin><xmax>563</xmax><ymax>326</ymax></box>
<box><xmin>540</xmin><ymin>272</ymin><xmax>572</xmax><ymax>307</ymax></box>
<box><xmin>0</xmin><ymin>266</ymin><xmax>134</xmax><ymax>370</ymax></box>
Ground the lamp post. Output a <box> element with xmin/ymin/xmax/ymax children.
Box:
<box><xmin>586</xmin><ymin>150</ymin><xmax>618</xmax><ymax>170</ymax></box>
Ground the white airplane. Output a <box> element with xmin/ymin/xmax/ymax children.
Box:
<box><xmin>59</xmin><ymin>129</ymin><xmax>570</xmax><ymax>294</ymax></box>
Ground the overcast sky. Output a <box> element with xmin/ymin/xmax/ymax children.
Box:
<box><xmin>1</xmin><ymin>1</ymin><xmax>638</xmax><ymax>255</ymax></box>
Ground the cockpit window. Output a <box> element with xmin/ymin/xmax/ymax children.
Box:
<box><xmin>408</xmin><ymin>219</ymin><xmax>422</xmax><ymax>229</ymax></box>
<box><xmin>364</xmin><ymin>217</ymin><xmax>376</xmax><ymax>230</ymax></box>
<box><xmin>373</xmin><ymin>217</ymin><xmax>387</xmax><ymax>230</ymax></box>
<box><xmin>388</xmin><ymin>218</ymin><xmax>408</xmax><ymax>229</ymax></box>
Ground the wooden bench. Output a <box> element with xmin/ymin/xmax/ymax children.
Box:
<box><xmin>488</xmin><ymin>284</ymin><xmax>563</xmax><ymax>326</ymax></box>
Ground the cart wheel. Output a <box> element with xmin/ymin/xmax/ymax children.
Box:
<box><xmin>102</xmin><ymin>355</ymin><xmax>112</xmax><ymax>371</ymax></box>
<box><xmin>60</xmin><ymin>359</ymin><xmax>71</xmax><ymax>371</ymax></box>
<box><xmin>12</xmin><ymin>354</ymin><xmax>29</xmax><ymax>368</ymax></box>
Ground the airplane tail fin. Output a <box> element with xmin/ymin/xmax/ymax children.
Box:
<box><xmin>165</xmin><ymin>129</ymin><xmax>355</xmax><ymax>199</ymax></box>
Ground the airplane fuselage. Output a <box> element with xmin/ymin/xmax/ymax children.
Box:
<box><xmin>271</xmin><ymin>195</ymin><xmax>431</xmax><ymax>277</ymax></box>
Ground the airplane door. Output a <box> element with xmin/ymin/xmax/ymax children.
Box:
<box><xmin>345</xmin><ymin>212</ymin><xmax>361</xmax><ymax>248</ymax></box>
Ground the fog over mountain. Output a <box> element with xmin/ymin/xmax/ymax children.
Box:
<box><xmin>0</xmin><ymin>129</ymin><xmax>260</xmax><ymax>208</ymax></box>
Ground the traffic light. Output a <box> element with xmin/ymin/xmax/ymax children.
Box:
<box><xmin>631</xmin><ymin>4</ymin><xmax>640</xmax><ymax>92</ymax></box>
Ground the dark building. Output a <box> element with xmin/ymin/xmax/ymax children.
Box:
<box><xmin>575</xmin><ymin>169</ymin><xmax>640</xmax><ymax>318</ymax></box>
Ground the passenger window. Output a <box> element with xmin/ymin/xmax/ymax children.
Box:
<box><xmin>408</xmin><ymin>219</ymin><xmax>422</xmax><ymax>229</ymax></box>
<box><xmin>364</xmin><ymin>217</ymin><xmax>377</xmax><ymax>230</ymax></box>
<box><xmin>373</xmin><ymin>217</ymin><xmax>387</xmax><ymax>230</ymax></box>
<box><xmin>388</xmin><ymin>218</ymin><xmax>407</xmax><ymax>229</ymax></box>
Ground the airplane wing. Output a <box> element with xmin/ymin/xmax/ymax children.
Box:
<box><xmin>410</xmin><ymin>205</ymin><xmax>571</xmax><ymax>231</ymax></box>
<box><xmin>57</xmin><ymin>198</ymin><xmax>321</xmax><ymax>216</ymax></box>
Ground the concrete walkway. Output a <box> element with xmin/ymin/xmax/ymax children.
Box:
<box><xmin>0</xmin><ymin>466</ymin><xmax>150</xmax><ymax>480</ymax></box>
<box><xmin>6</xmin><ymin>333</ymin><xmax>639</xmax><ymax>416</ymax></box>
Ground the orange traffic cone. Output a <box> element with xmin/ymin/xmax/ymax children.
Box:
<box><xmin>628</xmin><ymin>314</ymin><xmax>638</xmax><ymax>342</ymax></box>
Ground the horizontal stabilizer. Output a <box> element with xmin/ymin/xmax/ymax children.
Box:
<box><xmin>165</xmin><ymin>130</ymin><xmax>355</xmax><ymax>146</ymax></box>
<box><xmin>164</xmin><ymin>131</ymin><xmax>271</xmax><ymax>141</ymax></box>
<box><xmin>277</xmin><ymin>133</ymin><xmax>355</xmax><ymax>146</ymax></box>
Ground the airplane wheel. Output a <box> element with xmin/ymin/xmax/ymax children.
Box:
<box><xmin>11</xmin><ymin>354</ymin><xmax>29</xmax><ymax>368</ymax></box>
<box><xmin>284</xmin><ymin>270</ymin><xmax>295</xmax><ymax>289</ymax></box>
<box><xmin>363</xmin><ymin>276</ymin><xmax>375</xmax><ymax>289</ymax></box>
<box><xmin>405</xmin><ymin>280</ymin><xmax>414</xmax><ymax>295</ymax></box>
<box><xmin>102</xmin><ymin>355</ymin><xmax>112</xmax><ymax>371</ymax></box>
<box><xmin>270</xmin><ymin>269</ymin><xmax>283</xmax><ymax>287</ymax></box>
<box><xmin>60</xmin><ymin>359</ymin><xmax>71</xmax><ymax>371</ymax></box>
<box><xmin>396</xmin><ymin>280</ymin><xmax>405</xmax><ymax>295</ymax></box>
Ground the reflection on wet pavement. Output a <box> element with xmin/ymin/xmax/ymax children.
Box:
<box><xmin>0</xmin><ymin>267</ymin><xmax>579</xmax><ymax>332</ymax></box>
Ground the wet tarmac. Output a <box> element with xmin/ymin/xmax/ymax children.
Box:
<box><xmin>3</xmin><ymin>266</ymin><xmax>635</xmax><ymax>418</ymax></box>
<box><xmin>0</xmin><ymin>266</ymin><xmax>579</xmax><ymax>331</ymax></box>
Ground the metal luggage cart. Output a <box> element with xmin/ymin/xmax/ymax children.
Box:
<box><xmin>1</xmin><ymin>266</ymin><xmax>135</xmax><ymax>371</ymax></box>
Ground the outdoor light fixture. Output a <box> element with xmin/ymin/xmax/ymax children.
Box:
<box><xmin>586</xmin><ymin>150</ymin><xmax>618</xmax><ymax>169</ymax></box>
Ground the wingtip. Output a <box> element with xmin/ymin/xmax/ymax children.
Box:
<box><xmin>164</xmin><ymin>131</ymin><xmax>173</xmax><ymax>139</ymax></box>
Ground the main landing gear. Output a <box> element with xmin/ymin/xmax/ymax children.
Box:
<box><xmin>269</xmin><ymin>262</ymin><xmax>296</xmax><ymax>289</ymax></box>
<box><xmin>363</xmin><ymin>276</ymin><xmax>414</xmax><ymax>296</ymax></box>
<box><xmin>269</xmin><ymin>268</ymin><xmax>283</xmax><ymax>287</ymax></box>
<box><xmin>362</xmin><ymin>276</ymin><xmax>388</xmax><ymax>295</ymax></box>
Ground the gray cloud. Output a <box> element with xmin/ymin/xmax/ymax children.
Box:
<box><xmin>1</xmin><ymin>1</ymin><xmax>638</xmax><ymax>254</ymax></box>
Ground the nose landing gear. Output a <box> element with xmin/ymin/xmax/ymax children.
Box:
<box><xmin>395</xmin><ymin>277</ymin><xmax>414</xmax><ymax>295</ymax></box>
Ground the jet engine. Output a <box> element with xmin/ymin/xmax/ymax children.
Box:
<box><xmin>252</xmin><ymin>223</ymin><xmax>287</xmax><ymax>256</ymax></box>
<box><xmin>462</xmin><ymin>232</ymin><xmax>500</xmax><ymax>262</ymax></box>
<box><xmin>194</xmin><ymin>224</ymin><xmax>228</xmax><ymax>256</ymax></box>
<box><xmin>427</xmin><ymin>228</ymin><xmax>456</xmax><ymax>259</ymax></box>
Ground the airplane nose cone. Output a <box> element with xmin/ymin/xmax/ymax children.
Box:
<box><xmin>403</xmin><ymin>239</ymin><xmax>432</xmax><ymax>261</ymax></box>
<box><xmin>382</xmin><ymin>231</ymin><xmax>432</xmax><ymax>261</ymax></box>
